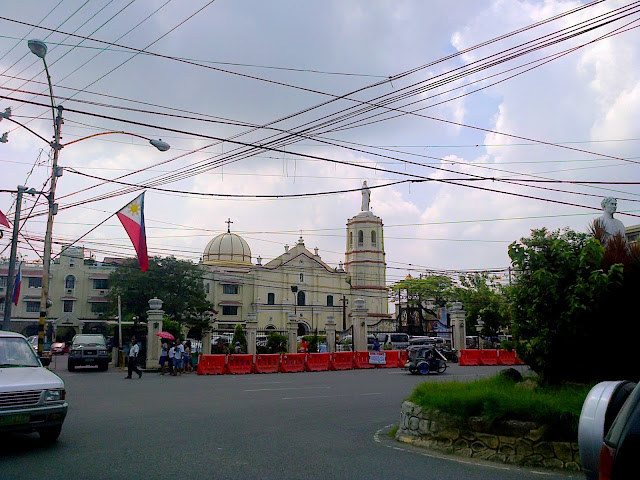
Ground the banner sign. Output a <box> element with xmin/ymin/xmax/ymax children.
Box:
<box><xmin>369</xmin><ymin>352</ymin><xmax>386</xmax><ymax>365</ymax></box>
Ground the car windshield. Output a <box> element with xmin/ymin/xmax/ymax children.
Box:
<box><xmin>73</xmin><ymin>335</ymin><xmax>106</xmax><ymax>347</ymax></box>
<box><xmin>0</xmin><ymin>337</ymin><xmax>41</xmax><ymax>367</ymax></box>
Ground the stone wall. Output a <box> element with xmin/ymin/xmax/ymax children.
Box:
<box><xmin>397</xmin><ymin>401</ymin><xmax>581</xmax><ymax>471</ymax></box>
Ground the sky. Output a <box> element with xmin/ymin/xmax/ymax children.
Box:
<box><xmin>1</xmin><ymin>0</ymin><xmax>639</xmax><ymax>289</ymax></box>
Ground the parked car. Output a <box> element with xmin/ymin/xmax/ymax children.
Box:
<box><xmin>578</xmin><ymin>380</ymin><xmax>639</xmax><ymax>479</ymax></box>
<box><xmin>0</xmin><ymin>331</ymin><xmax>68</xmax><ymax>442</ymax></box>
<box><xmin>26</xmin><ymin>335</ymin><xmax>51</xmax><ymax>356</ymax></box>
<box><xmin>68</xmin><ymin>334</ymin><xmax>109</xmax><ymax>371</ymax></box>
<box><xmin>370</xmin><ymin>332</ymin><xmax>410</xmax><ymax>350</ymax></box>
<box><xmin>50</xmin><ymin>342</ymin><xmax>66</xmax><ymax>355</ymax></box>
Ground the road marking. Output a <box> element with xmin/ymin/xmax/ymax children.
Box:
<box><xmin>245</xmin><ymin>386</ymin><xmax>331</xmax><ymax>392</ymax></box>
<box><xmin>282</xmin><ymin>392</ymin><xmax>383</xmax><ymax>400</ymax></box>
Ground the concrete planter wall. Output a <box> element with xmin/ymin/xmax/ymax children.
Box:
<box><xmin>397</xmin><ymin>401</ymin><xmax>581</xmax><ymax>471</ymax></box>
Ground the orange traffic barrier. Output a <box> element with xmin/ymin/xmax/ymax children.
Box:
<box><xmin>376</xmin><ymin>350</ymin><xmax>399</xmax><ymax>368</ymax></box>
<box><xmin>479</xmin><ymin>349</ymin><xmax>499</xmax><ymax>366</ymax></box>
<box><xmin>280</xmin><ymin>353</ymin><xmax>306</xmax><ymax>373</ymax></box>
<box><xmin>497</xmin><ymin>350</ymin><xmax>516</xmax><ymax>366</ymax></box>
<box><xmin>196</xmin><ymin>354</ymin><xmax>226</xmax><ymax>375</ymax></box>
<box><xmin>397</xmin><ymin>350</ymin><xmax>409</xmax><ymax>368</ymax></box>
<box><xmin>353</xmin><ymin>351</ymin><xmax>375</xmax><ymax>369</ymax></box>
<box><xmin>305</xmin><ymin>353</ymin><xmax>330</xmax><ymax>372</ymax></box>
<box><xmin>225</xmin><ymin>354</ymin><xmax>253</xmax><ymax>374</ymax></box>
<box><xmin>459</xmin><ymin>349</ymin><xmax>481</xmax><ymax>366</ymax></box>
<box><xmin>329</xmin><ymin>352</ymin><xmax>354</xmax><ymax>370</ymax></box>
<box><xmin>253</xmin><ymin>354</ymin><xmax>280</xmax><ymax>373</ymax></box>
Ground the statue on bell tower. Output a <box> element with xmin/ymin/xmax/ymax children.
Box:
<box><xmin>361</xmin><ymin>181</ymin><xmax>371</xmax><ymax>212</ymax></box>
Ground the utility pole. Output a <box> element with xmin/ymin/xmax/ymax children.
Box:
<box><xmin>2</xmin><ymin>185</ymin><xmax>27</xmax><ymax>330</ymax></box>
<box><xmin>37</xmin><ymin>105</ymin><xmax>63</xmax><ymax>355</ymax></box>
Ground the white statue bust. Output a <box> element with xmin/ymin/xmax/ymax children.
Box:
<box><xmin>595</xmin><ymin>197</ymin><xmax>626</xmax><ymax>239</ymax></box>
<box><xmin>361</xmin><ymin>181</ymin><xmax>371</xmax><ymax>212</ymax></box>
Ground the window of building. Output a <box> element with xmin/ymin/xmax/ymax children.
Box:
<box><xmin>267</xmin><ymin>293</ymin><xmax>275</xmax><ymax>305</ymax></box>
<box><xmin>93</xmin><ymin>279</ymin><xmax>109</xmax><ymax>290</ymax></box>
<box><xmin>26</xmin><ymin>301</ymin><xmax>40</xmax><ymax>313</ymax></box>
<box><xmin>358</xmin><ymin>230</ymin><xmax>364</xmax><ymax>246</ymax></box>
<box><xmin>0</xmin><ymin>303</ymin><xmax>4</xmax><ymax>313</ymax></box>
<box><xmin>205</xmin><ymin>283</ymin><xmax>210</xmax><ymax>294</ymax></box>
<box><xmin>297</xmin><ymin>290</ymin><xmax>305</xmax><ymax>306</ymax></box>
<box><xmin>223</xmin><ymin>284</ymin><xmax>239</xmax><ymax>295</ymax></box>
<box><xmin>222</xmin><ymin>306</ymin><xmax>238</xmax><ymax>316</ymax></box>
<box><xmin>349</xmin><ymin>232</ymin><xmax>353</xmax><ymax>247</ymax></box>
<box><xmin>299</xmin><ymin>273</ymin><xmax>304</xmax><ymax>283</ymax></box>
<box><xmin>65</xmin><ymin>275</ymin><xmax>75</xmax><ymax>289</ymax></box>
<box><xmin>91</xmin><ymin>303</ymin><xmax>108</xmax><ymax>313</ymax></box>
<box><xmin>28</xmin><ymin>277</ymin><xmax>42</xmax><ymax>288</ymax></box>
<box><xmin>0</xmin><ymin>276</ymin><xmax>6</xmax><ymax>288</ymax></box>
<box><xmin>327</xmin><ymin>295</ymin><xmax>334</xmax><ymax>307</ymax></box>
<box><xmin>63</xmin><ymin>300</ymin><xmax>74</xmax><ymax>313</ymax></box>
<box><xmin>371</xmin><ymin>230</ymin><xmax>377</xmax><ymax>246</ymax></box>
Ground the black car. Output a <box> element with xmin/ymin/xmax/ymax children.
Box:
<box><xmin>68</xmin><ymin>334</ymin><xmax>109</xmax><ymax>371</ymax></box>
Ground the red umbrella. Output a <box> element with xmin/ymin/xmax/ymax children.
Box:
<box><xmin>156</xmin><ymin>331</ymin><xmax>174</xmax><ymax>340</ymax></box>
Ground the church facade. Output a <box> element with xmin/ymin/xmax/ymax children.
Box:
<box><xmin>201</xmin><ymin>190</ymin><xmax>390</xmax><ymax>335</ymax></box>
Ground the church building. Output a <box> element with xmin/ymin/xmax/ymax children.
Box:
<box><xmin>200</xmin><ymin>184</ymin><xmax>390</xmax><ymax>336</ymax></box>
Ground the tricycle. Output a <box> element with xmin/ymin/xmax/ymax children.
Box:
<box><xmin>404</xmin><ymin>345</ymin><xmax>447</xmax><ymax>375</ymax></box>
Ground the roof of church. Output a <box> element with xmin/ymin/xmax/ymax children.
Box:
<box><xmin>202</xmin><ymin>232</ymin><xmax>252</xmax><ymax>266</ymax></box>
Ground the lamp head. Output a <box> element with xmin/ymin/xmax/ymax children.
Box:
<box><xmin>0</xmin><ymin>132</ymin><xmax>8</xmax><ymax>143</ymax></box>
<box><xmin>28</xmin><ymin>39</ymin><xmax>48</xmax><ymax>59</ymax></box>
<box><xmin>149</xmin><ymin>139</ymin><xmax>170</xmax><ymax>152</ymax></box>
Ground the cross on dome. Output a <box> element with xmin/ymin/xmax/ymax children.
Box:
<box><xmin>226</xmin><ymin>218</ymin><xmax>233</xmax><ymax>233</ymax></box>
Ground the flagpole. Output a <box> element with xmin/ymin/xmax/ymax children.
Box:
<box><xmin>2</xmin><ymin>186</ymin><xmax>26</xmax><ymax>330</ymax></box>
<box><xmin>118</xmin><ymin>295</ymin><xmax>122</xmax><ymax>350</ymax></box>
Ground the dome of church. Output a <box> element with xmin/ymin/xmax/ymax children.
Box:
<box><xmin>203</xmin><ymin>232</ymin><xmax>252</xmax><ymax>265</ymax></box>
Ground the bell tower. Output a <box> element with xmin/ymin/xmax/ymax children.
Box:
<box><xmin>345</xmin><ymin>182</ymin><xmax>387</xmax><ymax>316</ymax></box>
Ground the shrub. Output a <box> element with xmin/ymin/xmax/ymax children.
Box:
<box><xmin>266</xmin><ymin>332</ymin><xmax>287</xmax><ymax>353</ymax></box>
<box><xmin>407</xmin><ymin>374</ymin><xmax>592</xmax><ymax>441</ymax></box>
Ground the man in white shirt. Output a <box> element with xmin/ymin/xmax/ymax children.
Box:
<box><xmin>173</xmin><ymin>339</ymin><xmax>184</xmax><ymax>376</ymax></box>
<box><xmin>126</xmin><ymin>337</ymin><xmax>142</xmax><ymax>379</ymax></box>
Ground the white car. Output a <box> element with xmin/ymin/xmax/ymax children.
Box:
<box><xmin>0</xmin><ymin>331</ymin><xmax>68</xmax><ymax>442</ymax></box>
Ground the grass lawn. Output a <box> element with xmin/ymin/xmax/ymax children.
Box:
<box><xmin>407</xmin><ymin>374</ymin><xmax>593</xmax><ymax>441</ymax></box>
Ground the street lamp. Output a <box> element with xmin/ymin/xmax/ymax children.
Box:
<box><xmin>0</xmin><ymin>40</ymin><xmax>169</xmax><ymax>355</ymax></box>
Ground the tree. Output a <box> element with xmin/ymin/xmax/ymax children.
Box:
<box><xmin>231</xmin><ymin>324</ymin><xmax>247</xmax><ymax>352</ymax></box>
<box><xmin>507</xmin><ymin>228</ymin><xmax>630</xmax><ymax>384</ymax></box>
<box><xmin>106</xmin><ymin>256</ymin><xmax>213</xmax><ymax>337</ymax></box>
<box><xmin>390</xmin><ymin>275</ymin><xmax>453</xmax><ymax>312</ymax></box>
<box><xmin>453</xmin><ymin>273</ymin><xmax>509</xmax><ymax>337</ymax></box>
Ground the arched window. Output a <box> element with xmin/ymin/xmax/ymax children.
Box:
<box><xmin>297</xmin><ymin>290</ymin><xmax>306</xmax><ymax>306</ymax></box>
<box><xmin>349</xmin><ymin>232</ymin><xmax>353</xmax><ymax>247</ymax></box>
<box><xmin>267</xmin><ymin>293</ymin><xmax>275</xmax><ymax>305</ymax></box>
<box><xmin>327</xmin><ymin>295</ymin><xmax>334</xmax><ymax>307</ymax></box>
<box><xmin>358</xmin><ymin>230</ymin><xmax>364</xmax><ymax>246</ymax></box>
<box><xmin>65</xmin><ymin>275</ymin><xmax>75</xmax><ymax>289</ymax></box>
<box><xmin>371</xmin><ymin>231</ymin><xmax>377</xmax><ymax>246</ymax></box>
<box><xmin>300</xmin><ymin>273</ymin><xmax>304</xmax><ymax>283</ymax></box>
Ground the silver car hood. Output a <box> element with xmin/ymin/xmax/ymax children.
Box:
<box><xmin>0</xmin><ymin>366</ymin><xmax>64</xmax><ymax>392</ymax></box>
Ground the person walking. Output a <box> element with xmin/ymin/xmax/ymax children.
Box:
<box><xmin>183</xmin><ymin>341</ymin><xmax>192</xmax><ymax>373</ymax></box>
<box><xmin>233</xmin><ymin>341</ymin><xmax>243</xmax><ymax>354</ymax></box>
<box><xmin>299</xmin><ymin>338</ymin><xmax>308</xmax><ymax>354</ymax></box>
<box><xmin>159</xmin><ymin>341</ymin><xmax>168</xmax><ymax>374</ymax></box>
<box><xmin>126</xmin><ymin>337</ymin><xmax>142</xmax><ymax>379</ymax></box>
<box><xmin>173</xmin><ymin>338</ymin><xmax>184</xmax><ymax>375</ymax></box>
<box><xmin>168</xmin><ymin>342</ymin><xmax>175</xmax><ymax>375</ymax></box>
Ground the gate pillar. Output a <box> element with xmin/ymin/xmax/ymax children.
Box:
<box><xmin>287</xmin><ymin>314</ymin><xmax>298</xmax><ymax>353</ymax></box>
<box><xmin>246</xmin><ymin>313</ymin><xmax>258</xmax><ymax>355</ymax></box>
<box><xmin>450</xmin><ymin>301</ymin><xmax>467</xmax><ymax>351</ymax></box>
<box><xmin>351</xmin><ymin>298</ymin><xmax>368</xmax><ymax>352</ymax></box>
<box><xmin>325</xmin><ymin>316</ymin><xmax>336</xmax><ymax>353</ymax></box>
<box><xmin>146</xmin><ymin>297</ymin><xmax>164</xmax><ymax>368</ymax></box>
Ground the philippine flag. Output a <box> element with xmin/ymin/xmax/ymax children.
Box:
<box><xmin>12</xmin><ymin>262</ymin><xmax>21</xmax><ymax>306</ymax></box>
<box><xmin>116</xmin><ymin>192</ymin><xmax>149</xmax><ymax>272</ymax></box>
<box><xmin>0</xmin><ymin>208</ymin><xmax>10</xmax><ymax>229</ymax></box>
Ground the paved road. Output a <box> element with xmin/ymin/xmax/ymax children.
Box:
<box><xmin>0</xmin><ymin>357</ymin><xmax>579</xmax><ymax>480</ymax></box>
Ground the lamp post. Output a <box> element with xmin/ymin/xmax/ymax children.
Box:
<box><xmin>0</xmin><ymin>39</ymin><xmax>170</xmax><ymax>354</ymax></box>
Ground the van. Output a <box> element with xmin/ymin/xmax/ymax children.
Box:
<box><xmin>370</xmin><ymin>332</ymin><xmax>410</xmax><ymax>350</ymax></box>
<box><xmin>409</xmin><ymin>336</ymin><xmax>443</xmax><ymax>347</ymax></box>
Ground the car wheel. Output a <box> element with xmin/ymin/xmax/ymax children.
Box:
<box><xmin>417</xmin><ymin>361</ymin><xmax>430</xmax><ymax>375</ymax></box>
<box><xmin>38</xmin><ymin>425</ymin><xmax>62</xmax><ymax>443</ymax></box>
<box><xmin>67</xmin><ymin>360</ymin><xmax>75</xmax><ymax>372</ymax></box>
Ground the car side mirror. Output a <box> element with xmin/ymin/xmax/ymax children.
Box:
<box><xmin>40</xmin><ymin>357</ymin><xmax>51</xmax><ymax>367</ymax></box>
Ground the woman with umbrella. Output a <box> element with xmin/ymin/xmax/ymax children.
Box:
<box><xmin>156</xmin><ymin>332</ymin><xmax>174</xmax><ymax>374</ymax></box>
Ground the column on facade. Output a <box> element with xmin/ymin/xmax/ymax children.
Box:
<box><xmin>350</xmin><ymin>298</ymin><xmax>368</xmax><ymax>352</ymax></box>
<box><xmin>449</xmin><ymin>301</ymin><xmax>467</xmax><ymax>351</ymax></box>
<box><xmin>287</xmin><ymin>313</ymin><xmax>298</xmax><ymax>354</ymax></box>
<box><xmin>246</xmin><ymin>313</ymin><xmax>257</xmax><ymax>355</ymax></box>
<box><xmin>325</xmin><ymin>315</ymin><xmax>336</xmax><ymax>353</ymax></box>
<box><xmin>146</xmin><ymin>297</ymin><xmax>164</xmax><ymax>369</ymax></box>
